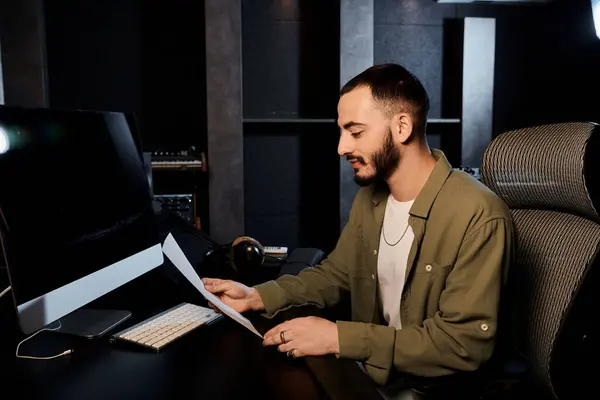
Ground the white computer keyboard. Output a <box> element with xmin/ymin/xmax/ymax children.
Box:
<box><xmin>110</xmin><ymin>302</ymin><xmax>222</xmax><ymax>351</ymax></box>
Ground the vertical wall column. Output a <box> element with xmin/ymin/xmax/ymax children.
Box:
<box><xmin>443</xmin><ymin>17</ymin><xmax>496</xmax><ymax>168</ymax></box>
<box><xmin>339</xmin><ymin>0</ymin><xmax>374</xmax><ymax>231</ymax></box>
<box><xmin>205</xmin><ymin>0</ymin><xmax>244</xmax><ymax>243</ymax></box>
<box><xmin>0</xmin><ymin>0</ymin><xmax>48</xmax><ymax>107</ymax></box>
<box><xmin>462</xmin><ymin>17</ymin><xmax>496</xmax><ymax>168</ymax></box>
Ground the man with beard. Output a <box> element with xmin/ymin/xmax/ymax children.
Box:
<box><xmin>202</xmin><ymin>64</ymin><xmax>514</xmax><ymax>395</ymax></box>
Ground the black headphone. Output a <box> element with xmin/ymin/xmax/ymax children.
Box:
<box><xmin>228</xmin><ymin>235</ymin><xmax>266</xmax><ymax>273</ymax></box>
<box><xmin>203</xmin><ymin>235</ymin><xmax>267</xmax><ymax>278</ymax></box>
<box><xmin>160</xmin><ymin>211</ymin><xmax>272</xmax><ymax>281</ymax></box>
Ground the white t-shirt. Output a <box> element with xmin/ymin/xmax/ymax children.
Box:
<box><xmin>377</xmin><ymin>194</ymin><xmax>415</xmax><ymax>330</ymax></box>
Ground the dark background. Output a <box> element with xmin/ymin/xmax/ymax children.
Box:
<box><xmin>6</xmin><ymin>0</ymin><xmax>599</xmax><ymax>253</ymax></box>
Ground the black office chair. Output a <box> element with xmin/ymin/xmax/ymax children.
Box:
<box><xmin>404</xmin><ymin>122</ymin><xmax>599</xmax><ymax>400</ymax></box>
<box><xmin>478</xmin><ymin>121</ymin><xmax>600</xmax><ymax>399</ymax></box>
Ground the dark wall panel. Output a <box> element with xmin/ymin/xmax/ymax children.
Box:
<box><xmin>242</xmin><ymin>1</ymin><xmax>340</xmax><ymax>119</ymax></box>
<box><xmin>0</xmin><ymin>0</ymin><xmax>48</xmax><ymax>107</ymax></box>
<box><xmin>375</xmin><ymin>0</ymin><xmax>454</xmax><ymax>25</ymax></box>
<box><xmin>44</xmin><ymin>0</ymin><xmax>139</xmax><ymax>114</ymax></box>
<box><xmin>45</xmin><ymin>0</ymin><xmax>209</xmax><ymax>152</ymax></box>
<box><xmin>491</xmin><ymin>0</ymin><xmax>600</xmax><ymax>131</ymax></box>
<box><xmin>244</xmin><ymin>131</ymin><xmax>302</xmax><ymax>247</ymax></box>
<box><xmin>242</xmin><ymin>21</ymin><xmax>304</xmax><ymax>119</ymax></box>
<box><xmin>141</xmin><ymin>0</ymin><xmax>207</xmax><ymax>152</ymax></box>
<box><xmin>374</xmin><ymin>24</ymin><xmax>443</xmax><ymax>119</ymax></box>
<box><xmin>244</xmin><ymin>123</ymin><xmax>340</xmax><ymax>252</ymax></box>
<box><xmin>242</xmin><ymin>1</ymin><xmax>340</xmax><ymax>252</ymax></box>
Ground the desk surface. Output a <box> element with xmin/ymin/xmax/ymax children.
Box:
<box><xmin>3</xmin><ymin>311</ymin><xmax>318</xmax><ymax>399</ymax></box>
<box><xmin>0</xmin><ymin>228</ymin><xmax>382</xmax><ymax>400</ymax></box>
<box><xmin>1</xmin><ymin>302</ymin><xmax>381</xmax><ymax>400</ymax></box>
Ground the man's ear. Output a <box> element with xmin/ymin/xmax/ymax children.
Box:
<box><xmin>392</xmin><ymin>113</ymin><xmax>413</xmax><ymax>144</ymax></box>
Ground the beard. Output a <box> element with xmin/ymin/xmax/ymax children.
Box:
<box><xmin>351</xmin><ymin>128</ymin><xmax>400</xmax><ymax>187</ymax></box>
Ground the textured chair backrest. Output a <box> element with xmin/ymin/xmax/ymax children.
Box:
<box><xmin>480</xmin><ymin>122</ymin><xmax>600</xmax><ymax>399</ymax></box>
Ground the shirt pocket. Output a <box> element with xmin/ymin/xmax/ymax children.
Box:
<box><xmin>407</xmin><ymin>261</ymin><xmax>452</xmax><ymax>321</ymax></box>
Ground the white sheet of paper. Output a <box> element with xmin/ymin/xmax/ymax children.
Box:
<box><xmin>162</xmin><ymin>233</ymin><xmax>263</xmax><ymax>338</ymax></box>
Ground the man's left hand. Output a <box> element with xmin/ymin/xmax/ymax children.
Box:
<box><xmin>262</xmin><ymin>316</ymin><xmax>339</xmax><ymax>359</ymax></box>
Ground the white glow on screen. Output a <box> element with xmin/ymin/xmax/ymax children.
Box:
<box><xmin>0</xmin><ymin>127</ymin><xmax>9</xmax><ymax>154</ymax></box>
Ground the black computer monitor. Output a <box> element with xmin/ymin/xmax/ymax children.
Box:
<box><xmin>124</xmin><ymin>112</ymin><xmax>144</xmax><ymax>156</ymax></box>
<box><xmin>0</xmin><ymin>105</ymin><xmax>164</xmax><ymax>336</ymax></box>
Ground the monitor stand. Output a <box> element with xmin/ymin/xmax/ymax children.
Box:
<box><xmin>56</xmin><ymin>308</ymin><xmax>132</xmax><ymax>339</ymax></box>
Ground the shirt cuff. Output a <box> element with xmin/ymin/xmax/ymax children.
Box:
<box><xmin>336</xmin><ymin>320</ymin><xmax>370</xmax><ymax>360</ymax></box>
<box><xmin>253</xmin><ymin>280</ymin><xmax>289</xmax><ymax>316</ymax></box>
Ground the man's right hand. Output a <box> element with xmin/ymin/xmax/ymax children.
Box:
<box><xmin>201</xmin><ymin>278</ymin><xmax>265</xmax><ymax>313</ymax></box>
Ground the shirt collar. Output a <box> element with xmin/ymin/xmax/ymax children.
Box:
<box><xmin>370</xmin><ymin>149</ymin><xmax>453</xmax><ymax>219</ymax></box>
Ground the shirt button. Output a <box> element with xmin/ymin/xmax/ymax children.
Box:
<box><xmin>480</xmin><ymin>323</ymin><xmax>489</xmax><ymax>332</ymax></box>
<box><xmin>371</xmin><ymin>274</ymin><xmax>375</xmax><ymax>280</ymax></box>
<box><xmin>373</xmin><ymin>249</ymin><xmax>378</xmax><ymax>255</ymax></box>
<box><xmin>425</xmin><ymin>264</ymin><xmax>432</xmax><ymax>272</ymax></box>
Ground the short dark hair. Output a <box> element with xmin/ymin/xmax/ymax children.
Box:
<box><xmin>340</xmin><ymin>63</ymin><xmax>430</xmax><ymax>136</ymax></box>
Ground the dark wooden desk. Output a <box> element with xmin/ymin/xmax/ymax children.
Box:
<box><xmin>0</xmin><ymin>229</ymin><xmax>382</xmax><ymax>400</ymax></box>
<box><xmin>0</xmin><ymin>301</ymin><xmax>381</xmax><ymax>400</ymax></box>
<box><xmin>2</xmin><ymin>311</ymin><xmax>319</xmax><ymax>399</ymax></box>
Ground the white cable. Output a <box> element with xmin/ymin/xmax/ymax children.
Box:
<box><xmin>0</xmin><ymin>285</ymin><xmax>10</xmax><ymax>299</ymax></box>
<box><xmin>0</xmin><ymin>207</ymin><xmax>73</xmax><ymax>360</ymax></box>
<box><xmin>15</xmin><ymin>320</ymin><xmax>74</xmax><ymax>360</ymax></box>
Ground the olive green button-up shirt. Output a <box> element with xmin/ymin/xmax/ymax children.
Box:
<box><xmin>254</xmin><ymin>150</ymin><xmax>514</xmax><ymax>385</ymax></box>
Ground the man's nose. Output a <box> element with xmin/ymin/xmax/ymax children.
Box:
<box><xmin>338</xmin><ymin>134</ymin><xmax>352</xmax><ymax>157</ymax></box>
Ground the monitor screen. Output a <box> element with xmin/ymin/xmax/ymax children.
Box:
<box><xmin>0</xmin><ymin>106</ymin><xmax>163</xmax><ymax>334</ymax></box>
